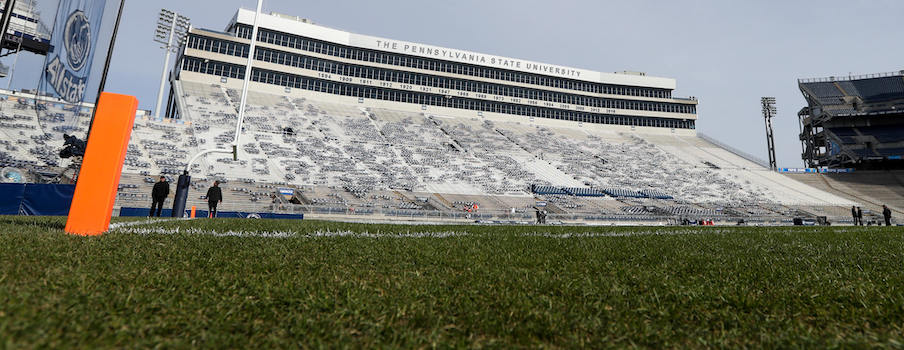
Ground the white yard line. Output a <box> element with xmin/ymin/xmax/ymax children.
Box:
<box><xmin>108</xmin><ymin>217</ymin><xmax>190</xmax><ymax>230</ymax></box>
<box><xmin>110</xmin><ymin>221</ymin><xmax>835</xmax><ymax>238</ymax></box>
<box><xmin>113</xmin><ymin>226</ymin><xmax>469</xmax><ymax>238</ymax></box>
<box><xmin>521</xmin><ymin>229</ymin><xmax>733</xmax><ymax>238</ymax></box>
<box><xmin>113</xmin><ymin>226</ymin><xmax>716</xmax><ymax>238</ymax></box>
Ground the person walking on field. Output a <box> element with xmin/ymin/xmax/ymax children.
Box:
<box><xmin>150</xmin><ymin>176</ymin><xmax>169</xmax><ymax>217</ymax></box>
<box><xmin>851</xmin><ymin>205</ymin><xmax>859</xmax><ymax>226</ymax></box>
<box><xmin>883</xmin><ymin>205</ymin><xmax>892</xmax><ymax>226</ymax></box>
<box><xmin>206</xmin><ymin>181</ymin><xmax>223</xmax><ymax>218</ymax></box>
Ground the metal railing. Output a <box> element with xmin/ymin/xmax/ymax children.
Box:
<box><xmin>117</xmin><ymin>197</ymin><xmax>850</xmax><ymax>226</ymax></box>
<box><xmin>697</xmin><ymin>132</ymin><xmax>771</xmax><ymax>169</ymax></box>
<box><xmin>798</xmin><ymin>70</ymin><xmax>904</xmax><ymax>84</ymax></box>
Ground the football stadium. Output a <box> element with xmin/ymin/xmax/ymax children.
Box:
<box><xmin>6</xmin><ymin>8</ymin><xmax>902</xmax><ymax>224</ymax></box>
<box><xmin>1</xmin><ymin>1</ymin><xmax>904</xmax><ymax>347</ymax></box>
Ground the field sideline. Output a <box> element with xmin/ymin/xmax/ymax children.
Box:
<box><xmin>1</xmin><ymin>216</ymin><xmax>903</xmax><ymax>348</ymax></box>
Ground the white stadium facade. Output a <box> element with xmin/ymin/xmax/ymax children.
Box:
<box><xmin>172</xmin><ymin>9</ymin><xmax>698</xmax><ymax>131</ymax></box>
<box><xmin>8</xmin><ymin>7</ymin><xmax>897</xmax><ymax>224</ymax></box>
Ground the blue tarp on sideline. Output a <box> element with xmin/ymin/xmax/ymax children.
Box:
<box><xmin>21</xmin><ymin>184</ymin><xmax>75</xmax><ymax>216</ymax></box>
<box><xmin>0</xmin><ymin>184</ymin><xmax>27</xmax><ymax>215</ymax></box>
<box><xmin>0</xmin><ymin>183</ymin><xmax>74</xmax><ymax>216</ymax></box>
<box><xmin>0</xmin><ymin>186</ymin><xmax>304</xmax><ymax>220</ymax></box>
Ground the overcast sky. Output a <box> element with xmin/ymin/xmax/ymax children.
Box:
<box><xmin>2</xmin><ymin>0</ymin><xmax>902</xmax><ymax>167</ymax></box>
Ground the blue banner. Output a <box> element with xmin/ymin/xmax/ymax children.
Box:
<box><xmin>20</xmin><ymin>184</ymin><xmax>75</xmax><ymax>215</ymax></box>
<box><xmin>0</xmin><ymin>184</ymin><xmax>27</xmax><ymax>215</ymax></box>
<box><xmin>42</xmin><ymin>0</ymin><xmax>107</xmax><ymax>103</ymax></box>
<box><xmin>0</xmin><ymin>184</ymin><xmax>75</xmax><ymax>216</ymax></box>
<box><xmin>778</xmin><ymin>168</ymin><xmax>855</xmax><ymax>174</ymax></box>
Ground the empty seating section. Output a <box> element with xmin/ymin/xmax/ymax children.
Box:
<box><xmin>850</xmin><ymin>77</ymin><xmax>904</xmax><ymax>102</ymax></box>
<box><xmin>805</xmin><ymin>77</ymin><xmax>904</xmax><ymax>106</ymax></box>
<box><xmin>531</xmin><ymin>185</ymin><xmax>567</xmax><ymax>195</ymax></box>
<box><xmin>802</xmin><ymin>82</ymin><xmax>845</xmax><ymax>105</ymax></box>
<box><xmin>835</xmin><ymin>81</ymin><xmax>860</xmax><ymax>97</ymax></box>
<box><xmin>639</xmin><ymin>133</ymin><xmax>853</xmax><ymax>205</ymax></box>
<box><xmin>826</xmin><ymin>126</ymin><xmax>904</xmax><ymax>160</ymax></box>
<box><xmin>562</xmin><ymin>187</ymin><xmax>606</xmax><ymax>197</ymax></box>
<box><xmin>663</xmin><ymin>206</ymin><xmax>718</xmax><ymax>217</ymax></box>
<box><xmin>825</xmin><ymin>107</ymin><xmax>858</xmax><ymax>116</ymax></box>
<box><xmin>858</xmin><ymin>126</ymin><xmax>904</xmax><ymax>143</ymax></box>
<box><xmin>532</xmin><ymin>185</ymin><xmax>668</xmax><ymax>199</ymax></box>
<box><xmin>0</xmin><ymin>95</ymin><xmax>90</xmax><ymax>172</ymax></box>
<box><xmin>640</xmin><ymin>189</ymin><xmax>673</xmax><ymax>200</ymax></box>
<box><xmin>602</xmin><ymin>188</ymin><xmax>644</xmax><ymax>198</ymax></box>
<box><xmin>0</xmin><ymin>82</ymin><xmax>862</xmax><ymax>220</ymax></box>
<box><xmin>828</xmin><ymin>127</ymin><xmax>858</xmax><ymax>144</ymax></box>
<box><xmin>877</xmin><ymin>148</ymin><xmax>904</xmax><ymax>157</ymax></box>
<box><xmin>804</xmin><ymin>82</ymin><xmax>843</xmax><ymax>98</ymax></box>
<box><xmin>853</xmin><ymin>148</ymin><xmax>876</xmax><ymax>157</ymax></box>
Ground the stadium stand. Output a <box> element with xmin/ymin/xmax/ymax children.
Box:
<box><xmin>0</xmin><ymin>80</ymin><xmax>894</xmax><ymax>225</ymax></box>
<box><xmin>799</xmin><ymin>71</ymin><xmax>904</xmax><ymax>169</ymax></box>
<box><xmin>7</xmin><ymin>6</ymin><xmax>904</xmax><ymax>226</ymax></box>
<box><xmin>161</xmin><ymin>81</ymin><xmax>863</xmax><ymax>218</ymax></box>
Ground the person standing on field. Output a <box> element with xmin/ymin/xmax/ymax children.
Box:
<box><xmin>150</xmin><ymin>176</ymin><xmax>169</xmax><ymax>217</ymax></box>
<box><xmin>206</xmin><ymin>181</ymin><xmax>223</xmax><ymax>218</ymax></box>
<box><xmin>851</xmin><ymin>205</ymin><xmax>858</xmax><ymax>226</ymax></box>
<box><xmin>857</xmin><ymin>207</ymin><xmax>863</xmax><ymax>226</ymax></box>
<box><xmin>883</xmin><ymin>205</ymin><xmax>892</xmax><ymax>226</ymax></box>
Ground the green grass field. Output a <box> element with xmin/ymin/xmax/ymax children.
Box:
<box><xmin>1</xmin><ymin>216</ymin><xmax>903</xmax><ymax>348</ymax></box>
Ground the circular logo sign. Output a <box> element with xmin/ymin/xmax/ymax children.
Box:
<box><xmin>63</xmin><ymin>10</ymin><xmax>91</xmax><ymax>72</ymax></box>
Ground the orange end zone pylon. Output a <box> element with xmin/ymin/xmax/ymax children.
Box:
<box><xmin>65</xmin><ymin>93</ymin><xmax>139</xmax><ymax>236</ymax></box>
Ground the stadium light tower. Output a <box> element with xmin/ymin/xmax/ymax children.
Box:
<box><xmin>761</xmin><ymin>97</ymin><xmax>778</xmax><ymax>171</ymax></box>
<box><xmin>153</xmin><ymin>9</ymin><xmax>190</xmax><ymax>119</ymax></box>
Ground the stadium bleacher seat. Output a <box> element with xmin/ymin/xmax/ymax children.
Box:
<box><xmin>0</xmin><ymin>78</ymin><xmax>860</xmax><ymax>221</ymax></box>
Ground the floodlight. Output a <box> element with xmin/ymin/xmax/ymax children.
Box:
<box><xmin>761</xmin><ymin>97</ymin><xmax>778</xmax><ymax>171</ymax></box>
<box><xmin>153</xmin><ymin>8</ymin><xmax>191</xmax><ymax>119</ymax></box>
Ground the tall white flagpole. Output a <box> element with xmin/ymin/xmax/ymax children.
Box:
<box><xmin>232</xmin><ymin>0</ymin><xmax>263</xmax><ymax>160</ymax></box>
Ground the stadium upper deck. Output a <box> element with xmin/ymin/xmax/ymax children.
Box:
<box><xmin>798</xmin><ymin>71</ymin><xmax>904</xmax><ymax>168</ymax></box>
<box><xmin>171</xmin><ymin>8</ymin><xmax>698</xmax><ymax>130</ymax></box>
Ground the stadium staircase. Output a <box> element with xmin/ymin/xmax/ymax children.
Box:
<box><xmin>431</xmin><ymin>193</ymin><xmax>455</xmax><ymax>210</ymax></box>
<box><xmin>392</xmin><ymin>190</ymin><xmax>423</xmax><ymax>210</ymax></box>
<box><xmin>834</xmin><ymin>82</ymin><xmax>849</xmax><ymax>96</ymax></box>
<box><xmin>219</xmin><ymin>85</ymin><xmax>240</xmax><ymax>113</ymax></box>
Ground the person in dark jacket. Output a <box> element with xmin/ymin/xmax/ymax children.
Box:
<box><xmin>150</xmin><ymin>176</ymin><xmax>169</xmax><ymax>217</ymax></box>
<box><xmin>857</xmin><ymin>207</ymin><xmax>863</xmax><ymax>226</ymax></box>
<box><xmin>883</xmin><ymin>205</ymin><xmax>892</xmax><ymax>226</ymax></box>
<box><xmin>851</xmin><ymin>206</ymin><xmax>858</xmax><ymax>226</ymax></box>
<box><xmin>206</xmin><ymin>181</ymin><xmax>223</xmax><ymax>218</ymax></box>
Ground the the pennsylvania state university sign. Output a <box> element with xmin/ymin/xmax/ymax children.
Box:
<box><xmin>43</xmin><ymin>1</ymin><xmax>107</xmax><ymax>104</ymax></box>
